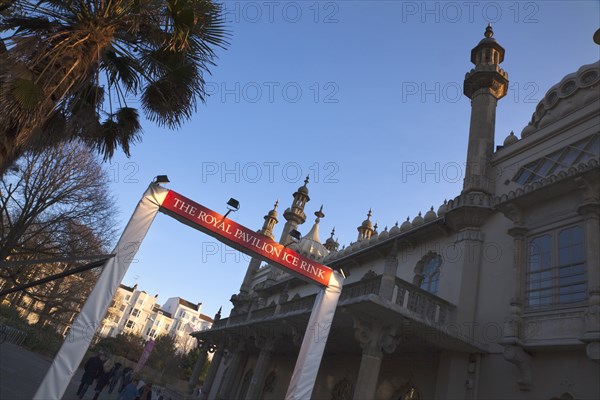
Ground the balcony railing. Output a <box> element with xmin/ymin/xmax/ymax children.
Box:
<box><xmin>394</xmin><ymin>278</ymin><xmax>453</xmax><ymax>324</ymax></box>
<box><xmin>279</xmin><ymin>294</ymin><xmax>317</xmax><ymax>314</ymax></box>
<box><xmin>250</xmin><ymin>305</ymin><xmax>277</xmax><ymax>320</ymax></box>
<box><xmin>212</xmin><ymin>274</ymin><xmax>454</xmax><ymax>331</ymax></box>
<box><xmin>339</xmin><ymin>275</ymin><xmax>382</xmax><ymax>301</ymax></box>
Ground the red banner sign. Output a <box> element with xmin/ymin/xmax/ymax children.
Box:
<box><xmin>160</xmin><ymin>190</ymin><xmax>333</xmax><ymax>286</ymax></box>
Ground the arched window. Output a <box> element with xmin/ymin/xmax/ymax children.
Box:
<box><xmin>414</xmin><ymin>253</ymin><xmax>442</xmax><ymax>294</ymax></box>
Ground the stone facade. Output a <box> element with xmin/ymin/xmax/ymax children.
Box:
<box><xmin>192</xmin><ymin>28</ymin><xmax>600</xmax><ymax>400</ymax></box>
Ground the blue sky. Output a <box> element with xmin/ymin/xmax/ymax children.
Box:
<box><xmin>106</xmin><ymin>1</ymin><xmax>600</xmax><ymax>318</ymax></box>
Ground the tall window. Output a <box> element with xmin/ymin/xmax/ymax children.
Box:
<box><xmin>414</xmin><ymin>253</ymin><xmax>442</xmax><ymax>294</ymax></box>
<box><xmin>527</xmin><ymin>225</ymin><xmax>586</xmax><ymax>308</ymax></box>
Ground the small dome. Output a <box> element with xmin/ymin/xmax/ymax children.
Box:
<box><xmin>378</xmin><ymin>226</ymin><xmax>389</xmax><ymax>241</ymax></box>
<box><xmin>412</xmin><ymin>212</ymin><xmax>424</xmax><ymax>227</ymax></box>
<box><xmin>424</xmin><ymin>206</ymin><xmax>437</xmax><ymax>222</ymax></box>
<box><xmin>361</xmin><ymin>209</ymin><xmax>373</xmax><ymax>229</ymax></box>
<box><xmin>437</xmin><ymin>200</ymin><xmax>448</xmax><ymax>217</ymax></box>
<box><xmin>389</xmin><ymin>222</ymin><xmax>401</xmax><ymax>235</ymax></box>
<box><xmin>297</xmin><ymin>176</ymin><xmax>310</xmax><ymax>195</ymax></box>
<box><xmin>325</xmin><ymin>235</ymin><xmax>337</xmax><ymax>247</ymax></box>
<box><xmin>503</xmin><ymin>131</ymin><xmax>519</xmax><ymax>146</ymax></box>
<box><xmin>368</xmin><ymin>224</ymin><xmax>379</xmax><ymax>244</ymax></box>
<box><xmin>268</xmin><ymin>200</ymin><xmax>279</xmax><ymax>217</ymax></box>
<box><xmin>400</xmin><ymin>217</ymin><xmax>412</xmax><ymax>232</ymax></box>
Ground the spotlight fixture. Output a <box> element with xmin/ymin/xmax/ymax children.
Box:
<box><xmin>222</xmin><ymin>198</ymin><xmax>240</xmax><ymax>220</ymax></box>
<box><xmin>284</xmin><ymin>229</ymin><xmax>302</xmax><ymax>248</ymax></box>
<box><xmin>154</xmin><ymin>175</ymin><xmax>170</xmax><ymax>184</ymax></box>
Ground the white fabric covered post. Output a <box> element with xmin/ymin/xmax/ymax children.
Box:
<box><xmin>285</xmin><ymin>271</ymin><xmax>344</xmax><ymax>400</ymax></box>
<box><xmin>33</xmin><ymin>184</ymin><xmax>169</xmax><ymax>400</ymax></box>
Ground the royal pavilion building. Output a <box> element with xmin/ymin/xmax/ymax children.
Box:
<box><xmin>189</xmin><ymin>26</ymin><xmax>600</xmax><ymax>400</ymax></box>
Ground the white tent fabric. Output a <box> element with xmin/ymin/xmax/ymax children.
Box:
<box><xmin>33</xmin><ymin>184</ymin><xmax>168</xmax><ymax>400</ymax></box>
<box><xmin>285</xmin><ymin>271</ymin><xmax>344</xmax><ymax>400</ymax></box>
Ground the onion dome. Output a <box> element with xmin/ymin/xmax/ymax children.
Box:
<box><xmin>424</xmin><ymin>206</ymin><xmax>437</xmax><ymax>222</ymax></box>
<box><xmin>503</xmin><ymin>131</ymin><xmax>519</xmax><ymax>146</ymax></box>
<box><xmin>400</xmin><ymin>217</ymin><xmax>412</xmax><ymax>232</ymax></box>
<box><xmin>412</xmin><ymin>212</ymin><xmax>424</xmax><ymax>227</ymax></box>
<box><xmin>361</xmin><ymin>209</ymin><xmax>373</xmax><ymax>229</ymax></box>
<box><xmin>297</xmin><ymin>175</ymin><xmax>310</xmax><ymax>195</ymax></box>
<box><xmin>357</xmin><ymin>208</ymin><xmax>374</xmax><ymax>241</ymax></box>
<box><xmin>294</xmin><ymin>206</ymin><xmax>329</xmax><ymax>261</ymax></box>
<box><xmin>349</xmin><ymin>241</ymin><xmax>361</xmax><ymax>252</ymax></box>
<box><xmin>324</xmin><ymin>228</ymin><xmax>339</xmax><ymax>252</ymax></box>
<box><xmin>378</xmin><ymin>226</ymin><xmax>389</xmax><ymax>241</ymax></box>
<box><xmin>268</xmin><ymin>199</ymin><xmax>278</xmax><ymax>218</ymax></box>
<box><xmin>368</xmin><ymin>223</ymin><xmax>379</xmax><ymax>244</ymax></box>
<box><xmin>437</xmin><ymin>200</ymin><xmax>448</xmax><ymax>217</ymax></box>
<box><xmin>389</xmin><ymin>221</ymin><xmax>401</xmax><ymax>236</ymax></box>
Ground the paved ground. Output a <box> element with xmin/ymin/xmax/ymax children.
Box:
<box><xmin>0</xmin><ymin>342</ymin><xmax>120</xmax><ymax>400</ymax></box>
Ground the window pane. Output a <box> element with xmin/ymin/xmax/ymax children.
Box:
<box><xmin>529</xmin><ymin>236</ymin><xmax>551</xmax><ymax>271</ymax></box>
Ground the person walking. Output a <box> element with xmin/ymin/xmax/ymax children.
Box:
<box><xmin>91</xmin><ymin>366</ymin><xmax>111</xmax><ymax>400</ymax></box>
<box><xmin>108</xmin><ymin>362</ymin><xmax>123</xmax><ymax>393</ymax></box>
<box><xmin>138</xmin><ymin>382</ymin><xmax>153</xmax><ymax>400</ymax></box>
<box><xmin>118</xmin><ymin>367</ymin><xmax>133</xmax><ymax>393</ymax></box>
<box><xmin>76</xmin><ymin>353</ymin><xmax>104</xmax><ymax>399</ymax></box>
<box><xmin>117</xmin><ymin>378</ymin><xmax>140</xmax><ymax>400</ymax></box>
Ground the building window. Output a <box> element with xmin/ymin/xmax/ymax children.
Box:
<box><xmin>413</xmin><ymin>252</ymin><xmax>442</xmax><ymax>294</ymax></box>
<box><xmin>131</xmin><ymin>308</ymin><xmax>140</xmax><ymax>317</ymax></box>
<box><xmin>119</xmin><ymin>304</ymin><xmax>126</xmax><ymax>311</ymax></box>
<box><xmin>126</xmin><ymin>320</ymin><xmax>135</xmax><ymax>329</ymax></box>
<box><xmin>526</xmin><ymin>225</ymin><xmax>586</xmax><ymax>308</ymax></box>
<box><xmin>125</xmin><ymin>295</ymin><xmax>131</xmax><ymax>301</ymax></box>
<box><xmin>513</xmin><ymin>134</ymin><xmax>599</xmax><ymax>186</ymax></box>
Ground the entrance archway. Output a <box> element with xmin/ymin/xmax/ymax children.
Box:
<box><xmin>33</xmin><ymin>181</ymin><xmax>344</xmax><ymax>399</ymax></box>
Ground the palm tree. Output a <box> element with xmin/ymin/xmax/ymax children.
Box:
<box><xmin>0</xmin><ymin>0</ymin><xmax>228</xmax><ymax>175</ymax></box>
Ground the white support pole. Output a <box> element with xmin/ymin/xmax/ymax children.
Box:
<box><xmin>33</xmin><ymin>183</ymin><xmax>169</xmax><ymax>400</ymax></box>
<box><xmin>285</xmin><ymin>271</ymin><xmax>344</xmax><ymax>400</ymax></box>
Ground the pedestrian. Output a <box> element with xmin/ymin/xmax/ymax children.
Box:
<box><xmin>138</xmin><ymin>382</ymin><xmax>153</xmax><ymax>400</ymax></box>
<box><xmin>119</xmin><ymin>367</ymin><xmax>133</xmax><ymax>393</ymax></box>
<box><xmin>108</xmin><ymin>362</ymin><xmax>123</xmax><ymax>393</ymax></box>
<box><xmin>91</xmin><ymin>365</ymin><xmax>111</xmax><ymax>400</ymax></box>
<box><xmin>117</xmin><ymin>378</ymin><xmax>140</xmax><ymax>400</ymax></box>
<box><xmin>76</xmin><ymin>353</ymin><xmax>104</xmax><ymax>399</ymax></box>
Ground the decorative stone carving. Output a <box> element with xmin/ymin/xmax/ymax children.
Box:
<box><xmin>503</xmin><ymin>345</ymin><xmax>532</xmax><ymax>391</ymax></box>
<box><xmin>353</xmin><ymin>317</ymin><xmax>399</xmax><ymax>355</ymax></box>
<box><xmin>263</xmin><ymin>370</ymin><xmax>277</xmax><ymax>393</ymax></box>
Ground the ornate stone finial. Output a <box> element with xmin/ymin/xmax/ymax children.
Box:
<box><xmin>274</xmin><ymin>199</ymin><xmax>279</xmax><ymax>210</ymax></box>
<box><xmin>330</xmin><ymin>227</ymin><xmax>336</xmax><ymax>237</ymax></box>
<box><xmin>373</xmin><ymin>222</ymin><xmax>378</xmax><ymax>232</ymax></box>
<box><xmin>304</xmin><ymin>175</ymin><xmax>310</xmax><ymax>185</ymax></box>
<box><xmin>367</xmin><ymin>208</ymin><xmax>372</xmax><ymax>219</ymax></box>
<box><xmin>314</xmin><ymin>205</ymin><xmax>325</xmax><ymax>222</ymax></box>
<box><xmin>214</xmin><ymin>307</ymin><xmax>222</xmax><ymax>321</ymax></box>
<box><xmin>485</xmin><ymin>23</ymin><xmax>493</xmax><ymax>38</ymax></box>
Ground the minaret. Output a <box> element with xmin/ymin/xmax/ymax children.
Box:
<box><xmin>237</xmin><ymin>201</ymin><xmax>279</xmax><ymax>296</ymax></box>
<box><xmin>463</xmin><ymin>24</ymin><xmax>509</xmax><ymax>195</ymax></box>
<box><xmin>324</xmin><ymin>228</ymin><xmax>339</xmax><ymax>252</ymax></box>
<box><xmin>259</xmin><ymin>200</ymin><xmax>279</xmax><ymax>240</ymax></box>
<box><xmin>279</xmin><ymin>176</ymin><xmax>310</xmax><ymax>245</ymax></box>
<box><xmin>357</xmin><ymin>209</ymin><xmax>374</xmax><ymax>241</ymax></box>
